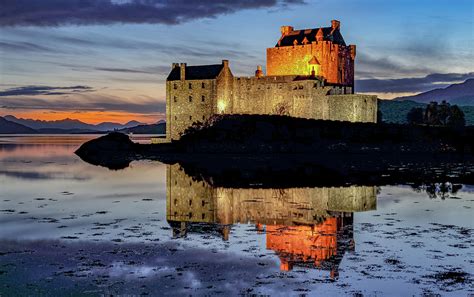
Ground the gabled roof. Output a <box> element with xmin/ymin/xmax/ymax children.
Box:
<box><xmin>277</xmin><ymin>27</ymin><xmax>346</xmax><ymax>47</ymax></box>
<box><xmin>167</xmin><ymin>64</ymin><xmax>224</xmax><ymax>81</ymax></box>
<box><xmin>308</xmin><ymin>56</ymin><xmax>320</xmax><ymax>65</ymax></box>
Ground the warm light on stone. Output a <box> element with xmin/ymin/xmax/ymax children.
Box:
<box><xmin>217</xmin><ymin>100</ymin><xmax>226</xmax><ymax>113</ymax></box>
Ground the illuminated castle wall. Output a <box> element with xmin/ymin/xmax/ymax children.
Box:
<box><xmin>165</xmin><ymin>20</ymin><xmax>377</xmax><ymax>140</ymax></box>
<box><xmin>267</xmin><ymin>20</ymin><xmax>355</xmax><ymax>86</ymax></box>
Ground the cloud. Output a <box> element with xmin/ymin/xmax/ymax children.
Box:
<box><xmin>0</xmin><ymin>92</ymin><xmax>165</xmax><ymax>114</ymax></box>
<box><xmin>356</xmin><ymin>72</ymin><xmax>474</xmax><ymax>93</ymax></box>
<box><xmin>0</xmin><ymin>85</ymin><xmax>94</xmax><ymax>96</ymax></box>
<box><xmin>0</xmin><ymin>0</ymin><xmax>306</xmax><ymax>27</ymax></box>
<box><xmin>356</xmin><ymin>52</ymin><xmax>436</xmax><ymax>79</ymax></box>
<box><xmin>0</xmin><ymin>41</ymin><xmax>55</xmax><ymax>52</ymax></box>
<box><xmin>95</xmin><ymin>66</ymin><xmax>171</xmax><ymax>74</ymax></box>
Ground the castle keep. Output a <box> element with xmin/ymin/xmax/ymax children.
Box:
<box><xmin>166</xmin><ymin>20</ymin><xmax>377</xmax><ymax>140</ymax></box>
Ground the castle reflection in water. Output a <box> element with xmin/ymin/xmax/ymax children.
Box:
<box><xmin>166</xmin><ymin>164</ymin><xmax>377</xmax><ymax>276</ymax></box>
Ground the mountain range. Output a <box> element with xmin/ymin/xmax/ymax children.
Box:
<box><xmin>0</xmin><ymin>116</ymin><xmax>165</xmax><ymax>134</ymax></box>
<box><xmin>394</xmin><ymin>79</ymin><xmax>474</xmax><ymax>106</ymax></box>
<box><xmin>0</xmin><ymin>117</ymin><xmax>38</xmax><ymax>134</ymax></box>
<box><xmin>3</xmin><ymin>115</ymin><xmax>143</xmax><ymax>132</ymax></box>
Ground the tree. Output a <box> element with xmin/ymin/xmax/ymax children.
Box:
<box><xmin>407</xmin><ymin>107</ymin><xmax>424</xmax><ymax>125</ymax></box>
<box><xmin>424</xmin><ymin>101</ymin><xmax>441</xmax><ymax>125</ymax></box>
<box><xmin>447</xmin><ymin>105</ymin><xmax>465</xmax><ymax>127</ymax></box>
<box><xmin>407</xmin><ymin>101</ymin><xmax>465</xmax><ymax>127</ymax></box>
<box><xmin>437</xmin><ymin>101</ymin><xmax>451</xmax><ymax>125</ymax></box>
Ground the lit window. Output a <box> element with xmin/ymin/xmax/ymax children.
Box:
<box><xmin>217</xmin><ymin>100</ymin><xmax>226</xmax><ymax>113</ymax></box>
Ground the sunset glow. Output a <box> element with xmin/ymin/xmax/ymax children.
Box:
<box><xmin>2</xmin><ymin>110</ymin><xmax>161</xmax><ymax>125</ymax></box>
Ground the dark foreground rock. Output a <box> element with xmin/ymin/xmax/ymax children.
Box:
<box><xmin>76</xmin><ymin>116</ymin><xmax>474</xmax><ymax>185</ymax></box>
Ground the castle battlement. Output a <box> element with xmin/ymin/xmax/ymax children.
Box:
<box><xmin>164</xmin><ymin>21</ymin><xmax>377</xmax><ymax>141</ymax></box>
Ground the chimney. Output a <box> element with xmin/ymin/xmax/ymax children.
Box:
<box><xmin>222</xmin><ymin>59</ymin><xmax>229</xmax><ymax>69</ymax></box>
<box><xmin>172</xmin><ymin>63</ymin><xmax>179</xmax><ymax>69</ymax></box>
<box><xmin>331</xmin><ymin>20</ymin><xmax>340</xmax><ymax>30</ymax></box>
<box><xmin>255</xmin><ymin>65</ymin><xmax>263</xmax><ymax>78</ymax></box>
<box><xmin>180</xmin><ymin>63</ymin><xmax>186</xmax><ymax>80</ymax></box>
<box><xmin>350</xmin><ymin>44</ymin><xmax>356</xmax><ymax>60</ymax></box>
<box><xmin>280</xmin><ymin>26</ymin><xmax>294</xmax><ymax>36</ymax></box>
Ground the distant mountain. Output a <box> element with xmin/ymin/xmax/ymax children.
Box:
<box><xmin>378</xmin><ymin>99</ymin><xmax>474</xmax><ymax>126</ymax></box>
<box><xmin>0</xmin><ymin>117</ymin><xmax>38</xmax><ymax>134</ymax></box>
<box><xmin>3</xmin><ymin>115</ymin><xmax>145</xmax><ymax>131</ymax></box>
<box><xmin>116</xmin><ymin>122</ymin><xmax>165</xmax><ymax>134</ymax></box>
<box><xmin>94</xmin><ymin>120</ymin><xmax>142</xmax><ymax>131</ymax></box>
<box><xmin>395</xmin><ymin>79</ymin><xmax>474</xmax><ymax>106</ymax></box>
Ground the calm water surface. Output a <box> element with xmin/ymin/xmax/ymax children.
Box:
<box><xmin>0</xmin><ymin>135</ymin><xmax>472</xmax><ymax>296</ymax></box>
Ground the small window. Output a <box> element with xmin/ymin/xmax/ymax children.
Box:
<box><xmin>173</xmin><ymin>83</ymin><xmax>177</xmax><ymax>90</ymax></box>
<box><xmin>174</xmin><ymin>116</ymin><xmax>177</xmax><ymax>120</ymax></box>
<box><xmin>201</xmin><ymin>95</ymin><xmax>205</xmax><ymax>102</ymax></box>
<box><xmin>202</xmin><ymin>82</ymin><xmax>205</xmax><ymax>88</ymax></box>
<box><xmin>202</xmin><ymin>213</ymin><xmax>205</xmax><ymax>219</ymax></box>
<box><xmin>189</xmin><ymin>115</ymin><xmax>192</xmax><ymax>120</ymax></box>
<box><xmin>189</xmin><ymin>96</ymin><xmax>192</xmax><ymax>102</ymax></box>
<box><xmin>189</xmin><ymin>83</ymin><xmax>192</xmax><ymax>89</ymax></box>
<box><xmin>189</xmin><ymin>199</ymin><xmax>192</xmax><ymax>206</ymax></box>
<box><xmin>173</xmin><ymin>96</ymin><xmax>177</xmax><ymax>103</ymax></box>
<box><xmin>202</xmin><ymin>115</ymin><xmax>205</xmax><ymax>120</ymax></box>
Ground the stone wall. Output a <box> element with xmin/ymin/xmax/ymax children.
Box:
<box><xmin>166</xmin><ymin>78</ymin><xmax>218</xmax><ymax>140</ymax></box>
<box><xmin>327</xmin><ymin>94</ymin><xmax>378</xmax><ymax>123</ymax></box>
<box><xmin>166</xmin><ymin>74</ymin><xmax>377</xmax><ymax>140</ymax></box>
<box><xmin>230</xmin><ymin>76</ymin><xmax>376</xmax><ymax>123</ymax></box>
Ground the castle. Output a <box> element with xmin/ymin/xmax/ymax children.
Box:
<box><xmin>165</xmin><ymin>20</ymin><xmax>377</xmax><ymax>140</ymax></box>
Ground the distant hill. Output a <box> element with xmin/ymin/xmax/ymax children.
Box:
<box><xmin>0</xmin><ymin>117</ymin><xmax>38</xmax><ymax>134</ymax></box>
<box><xmin>116</xmin><ymin>122</ymin><xmax>165</xmax><ymax>134</ymax></box>
<box><xmin>3</xmin><ymin>115</ymin><xmax>144</xmax><ymax>131</ymax></box>
<box><xmin>394</xmin><ymin>79</ymin><xmax>474</xmax><ymax>106</ymax></box>
<box><xmin>379</xmin><ymin>100</ymin><xmax>474</xmax><ymax>126</ymax></box>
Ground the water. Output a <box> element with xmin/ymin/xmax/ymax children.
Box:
<box><xmin>0</xmin><ymin>135</ymin><xmax>472</xmax><ymax>296</ymax></box>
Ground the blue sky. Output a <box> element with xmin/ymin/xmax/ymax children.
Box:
<box><xmin>0</xmin><ymin>0</ymin><xmax>473</xmax><ymax>123</ymax></box>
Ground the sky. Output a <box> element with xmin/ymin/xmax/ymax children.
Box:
<box><xmin>0</xmin><ymin>0</ymin><xmax>473</xmax><ymax>124</ymax></box>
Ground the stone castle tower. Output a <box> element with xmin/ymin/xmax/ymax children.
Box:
<box><xmin>267</xmin><ymin>20</ymin><xmax>355</xmax><ymax>87</ymax></box>
<box><xmin>165</xmin><ymin>20</ymin><xmax>377</xmax><ymax>141</ymax></box>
